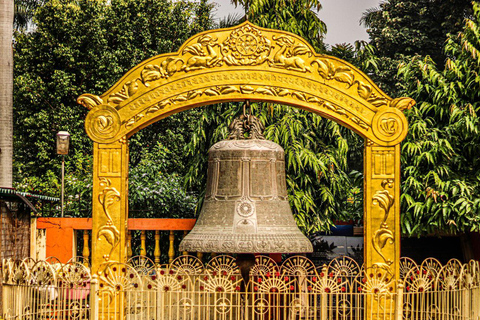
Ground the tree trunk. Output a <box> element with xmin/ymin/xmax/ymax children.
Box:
<box><xmin>0</xmin><ymin>0</ymin><xmax>13</xmax><ymax>188</ymax></box>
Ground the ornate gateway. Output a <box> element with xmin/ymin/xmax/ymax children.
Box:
<box><xmin>77</xmin><ymin>21</ymin><xmax>414</xmax><ymax>319</ymax></box>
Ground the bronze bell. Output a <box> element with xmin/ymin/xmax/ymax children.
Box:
<box><xmin>179</xmin><ymin>114</ymin><xmax>313</xmax><ymax>254</ymax></box>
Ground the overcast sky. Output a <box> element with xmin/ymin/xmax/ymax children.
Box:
<box><xmin>211</xmin><ymin>0</ymin><xmax>382</xmax><ymax>46</ymax></box>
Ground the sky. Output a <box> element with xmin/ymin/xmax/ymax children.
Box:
<box><xmin>212</xmin><ymin>0</ymin><xmax>382</xmax><ymax>46</ymax></box>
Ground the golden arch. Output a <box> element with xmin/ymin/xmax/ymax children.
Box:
<box><xmin>78</xmin><ymin>22</ymin><xmax>414</xmax><ymax>282</ymax></box>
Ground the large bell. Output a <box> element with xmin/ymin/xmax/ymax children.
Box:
<box><xmin>179</xmin><ymin>114</ymin><xmax>313</xmax><ymax>254</ymax></box>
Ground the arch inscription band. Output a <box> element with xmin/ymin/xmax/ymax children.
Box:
<box><xmin>78</xmin><ymin>22</ymin><xmax>414</xmax><ymax>320</ymax></box>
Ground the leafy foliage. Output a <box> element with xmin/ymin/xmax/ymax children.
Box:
<box><xmin>13</xmin><ymin>0</ymin><xmax>214</xmax><ymax>216</ymax></box>
<box><xmin>14</xmin><ymin>0</ymin><xmax>43</xmax><ymax>30</ymax></box>
<box><xmin>398</xmin><ymin>2</ymin><xmax>480</xmax><ymax>234</ymax></box>
<box><xmin>230</xmin><ymin>0</ymin><xmax>327</xmax><ymax>52</ymax></box>
<box><xmin>129</xmin><ymin>143</ymin><xmax>197</xmax><ymax>218</ymax></box>
<box><xmin>362</xmin><ymin>0</ymin><xmax>472</xmax><ymax>95</ymax></box>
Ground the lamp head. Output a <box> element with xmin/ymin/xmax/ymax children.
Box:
<box><xmin>56</xmin><ymin>131</ymin><xmax>70</xmax><ymax>155</ymax></box>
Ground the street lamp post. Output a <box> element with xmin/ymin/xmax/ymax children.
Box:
<box><xmin>56</xmin><ymin>131</ymin><xmax>70</xmax><ymax>217</ymax></box>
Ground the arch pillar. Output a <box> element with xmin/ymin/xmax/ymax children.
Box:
<box><xmin>91</xmin><ymin>140</ymin><xmax>129</xmax><ymax>275</ymax></box>
<box><xmin>364</xmin><ymin>142</ymin><xmax>401</xmax><ymax>281</ymax></box>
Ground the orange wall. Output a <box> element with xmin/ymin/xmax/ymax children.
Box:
<box><xmin>37</xmin><ymin>218</ymin><xmax>196</xmax><ymax>263</ymax></box>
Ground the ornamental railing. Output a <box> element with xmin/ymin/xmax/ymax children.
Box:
<box><xmin>2</xmin><ymin>256</ymin><xmax>479</xmax><ymax>320</ymax></box>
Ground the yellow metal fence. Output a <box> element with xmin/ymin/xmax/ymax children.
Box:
<box><xmin>2</xmin><ymin>256</ymin><xmax>479</xmax><ymax>320</ymax></box>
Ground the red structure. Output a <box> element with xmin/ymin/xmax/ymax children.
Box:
<box><xmin>36</xmin><ymin>217</ymin><xmax>196</xmax><ymax>263</ymax></box>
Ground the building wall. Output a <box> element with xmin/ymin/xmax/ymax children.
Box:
<box><xmin>0</xmin><ymin>200</ymin><xmax>31</xmax><ymax>314</ymax></box>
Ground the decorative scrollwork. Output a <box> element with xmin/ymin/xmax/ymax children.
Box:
<box><xmin>97</xmin><ymin>178</ymin><xmax>121</xmax><ymax>262</ymax></box>
<box><xmin>405</xmin><ymin>266</ymin><xmax>434</xmax><ymax>294</ymax></box>
<box><xmin>122</xmin><ymin>84</ymin><xmax>367</xmax><ymax>135</ymax></box>
<box><xmin>207</xmin><ymin>255</ymin><xmax>239</xmax><ymax>276</ymax></box>
<box><xmin>141</xmin><ymin>58</ymin><xmax>184</xmax><ymax>85</ymax></box>
<box><xmin>307</xmin><ymin>266</ymin><xmax>348</xmax><ymax>294</ymax></box>
<box><xmin>77</xmin><ymin>93</ymin><xmax>103</xmax><ymax>110</ymax></box>
<box><xmin>4</xmin><ymin>255</ymin><xmax>480</xmax><ymax>320</ymax></box>
<box><xmin>85</xmin><ymin>105</ymin><xmax>121</xmax><ymax>141</ymax></box>
<box><xmin>400</xmin><ymin>257</ymin><xmax>418</xmax><ymax>280</ymax></box>
<box><xmin>222</xmin><ymin>23</ymin><xmax>272</xmax><ymax>66</ymax></box>
<box><xmin>311</xmin><ymin>58</ymin><xmax>354</xmax><ymax>85</ymax></box>
<box><xmin>269</xmin><ymin>35</ymin><xmax>312</xmax><ymax>72</ymax></box>
<box><xmin>108</xmin><ymin>79</ymin><xmax>139</xmax><ymax>104</ymax></box>
<box><xmin>98</xmin><ymin>263</ymin><xmax>142</xmax><ymax>308</ymax></box>
<box><xmin>282</xmin><ymin>255</ymin><xmax>316</xmax><ymax>276</ymax></box>
<box><xmin>59</xmin><ymin>262</ymin><xmax>91</xmax><ymax>288</ymax></box>
<box><xmin>357</xmin><ymin>265</ymin><xmax>394</xmax><ymax>295</ymax></box>
<box><xmin>389</xmin><ymin>97</ymin><xmax>416</xmax><ymax>111</ymax></box>
<box><xmin>127</xmin><ymin>256</ymin><xmax>155</xmax><ymax>276</ymax></box>
<box><xmin>171</xmin><ymin>255</ymin><xmax>204</xmax><ymax>275</ymax></box>
<box><xmin>329</xmin><ymin>256</ymin><xmax>361</xmax><ymax>277</ymax></box>
<box><xmin>201</xmin><ymin>269</ymin><xmax>241</xmax><ymax>293</ymax></box>
<box><xmin>182</xmin><ymin>35</ymin><xmax>223</xmax><ymax>72</ymax></box>
<box><xmin>372</xmin><ymin>179</ymin><xmax>395</xmax><ymax>268</ymax></box>
<box><xmin>250</xmin><ymin>255</ymin><xmax>279</xmax><ymax>277</ymax></box>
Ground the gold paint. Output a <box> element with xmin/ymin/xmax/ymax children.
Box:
<box><xmin>77</xmin><ymin>93</ymin><xmax>103</xmax><ymax>110</ymax></box>
<box><xmin>82</xmin><ymin>230</ymin><xmax>90</xmax><ymax>267</ymax></box>
<box><xmin>270</xmin><ymin>35</ymin><xmax>312</xmax><ymax>72</ymax></box>
<box><xmin>80</xmin><ymin>21</ymin><xmax>412</xmax><ymax>146</ymax></box>
<box><xmin>168</xmin><ymin>230</ymin><xmax>175</xmax><ymax>264</ymax></box>
<box><xmin>91</xmin><ymin>141</ymin><xmax>129</xmax><ymax>275</ymax></box>
<box><xmin>97</xmin><ymin>178</ymin><xmax>121</xmax><ymax>262</ymax></box>
<box><xmin>79</xmin><ymin>22</ymin><xmax>414</xmax><ymax>319</ymax></box>
<box><xmin>154</xmin><ymin>230</ymin><xmax>161</xmax><ymax>265</ymax></box>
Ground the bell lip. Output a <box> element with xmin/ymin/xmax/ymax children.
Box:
<box><xmin>179</xmin><ymin>238</ymin><xmax>314</xmax><ymax>254</ymax></box>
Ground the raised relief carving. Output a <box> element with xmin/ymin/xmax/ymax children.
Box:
<box><xmin>372</xmin><ymin>107</ymin><xmax>406</xmax><ymax>144</ymax></box>
<box><xmin>310</xmin><ymin>59</ymin><xmax>389</xmax><ymax>107</ymax></box>
<box><xmin>236</xmin><ymin>200</ymin><xmax>255</xmax><ymax>217</ymax></box>
<box><xmin>372</xmin><ymin>179</ymin><xmax>395</xmax><ymax>269</ymax></box>
<box><xmin>269</xmin><ymin>36</ymin><xmax>312</xmax><ymax>72</ymax></box>
<box><xmin>79</xmin><ymin>22</ymin><xmax>413</xmax><ymax>145</ymax></box>
<box><xmin>350</xmin><ymin>116</ymin><xmax>369</xmax><ymax>130</ymax></box>
<box><xmin>389</xmin><ymin>97</ymin><xmax>416</xmax><ymax>111</ymax></box>
<box><xmin>85</xmin><ymin>105</ymin><xmax>121</xmax><ymax>141</ymax></box>
<box><xmin>324</xmin><ymin>102</ymin><xmax>348</xmax><ymax>117</ymax></box>
<box><xmin>372</xmin><ymin>148</ymin><xmax>394</xmax><ymax>179</ymax></box>
<box><xmin>77</xmin><ymin>94</ymin><xmax>103</xmax><ymax>110</ymax></box>
<box><xmin>121</xmin><ymin>84</ymin><xmax>370</xmax><ymax>134</ymax></box>
<box><xmin>379</xmin><ymin>118</ymin><xmax>398</xmax><ymax>136</ymax></box>
<box><xmin>98</xmin><ymin>178</ymin><xmax>121</xmax><ymax>262</ymax></box>
<box><xmin>354</xmin><ymin>81</ymin><xmax>388</xmax><ymax>107</ymax></box>
<box><xmin>99</xmin><ymin>149</ymin><xmax>121</xmax><ymax>176</ymax></box>
<box><xmin>311</xmin><ymin>59</ymin><xmax>354</xmax><ymax>85</ymax></box>
<box><xmin>182</xmin><ymin>35</ymin><xmax>223</xmax><ymax>72</ymax></box>
<box><xmin>222</xmin><ymin>24</ymin><xmax>271</xmax><ymax>66</ymax></box>
<box><xmin>108</xmin><ymin>79</ymin><xmax>139</xmax><ymax>104</ymax></box>
<box><xmin>141</xmin><ymin>58</ymin><xmax>184</xmax><ymax>85</ymax></box>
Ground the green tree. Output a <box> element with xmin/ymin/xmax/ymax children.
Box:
<box><xmin>14</xmin><ymin>0</ymin><xmax>43</xmax><ymax>30</ymax></box>
<box><xmin>231</xmin><ymin>0</ymin><xmax>327</xmax><ymax>52</ymax></box>
<box><xmin>398</xmin><ymin>2</ymin><xmax>480</xmax><ymax>235</ymax></box>
<box><xmin>361</xmin><ymin>0</ymin><xmax>472</xmax><ymax>95</ymax></box>
<box><xmin>13</xmin><ymin>0</ymin><xmax>214</xmax><ymax>215</ymax></box>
